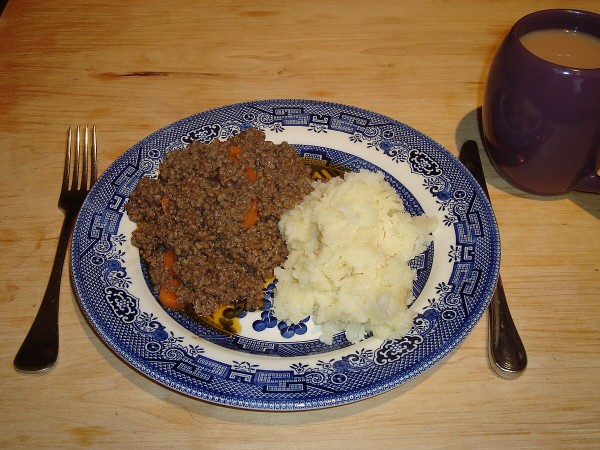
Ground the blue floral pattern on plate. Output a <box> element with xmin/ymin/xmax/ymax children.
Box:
<box><xmin>70</xmin><ymin>99</ymin><xmax>500</xmax><ymax>411</ymax></box>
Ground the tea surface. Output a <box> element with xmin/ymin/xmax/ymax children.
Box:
<box><xmin>520</xmin><ymin>28</ymin><xmax>600</xmax><ymax>69</ymax></box>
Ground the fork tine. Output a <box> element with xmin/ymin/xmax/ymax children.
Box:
<box><xmin>81</xmin><ymin>126</ymin><xmax>89</xmax><ymax>190</ymax></box>
<box><xmin>91</xmin><ymin>126</ymin><xmax>98</xmax><ymax>185</ymax></box>
<box><xmin>72</xmin><ymin>126</ymin><xmax>81</xmax><ymax>190</ymax></box>
<box><xmin>62</xmin><ymin>128</ymin><xmax>72</xmax><ymax>192</ymax></box>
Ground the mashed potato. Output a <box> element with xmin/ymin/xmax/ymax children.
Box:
<box><xmin>273</xmin><ymin>169</ymin><xmax>437</xmax><ymax>344</ymax></box>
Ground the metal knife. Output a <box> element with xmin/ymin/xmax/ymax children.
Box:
<box><xmin>459</xmin><ymin>140</ymin><xmax>527</xmax><ymax>379</ymax></box>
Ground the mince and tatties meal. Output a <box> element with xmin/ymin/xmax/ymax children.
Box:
<box><xmin>125</xmin><ymin>128</ymin><xmax>437</xmax><ymax>344</ymax></box>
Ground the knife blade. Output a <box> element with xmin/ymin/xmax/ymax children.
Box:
<box><xmin>459</xmin><ymin>140</ymin><xmax>527</xmax><ymax>378</ymax></box>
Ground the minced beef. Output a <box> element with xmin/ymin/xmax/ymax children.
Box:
<box><xmin>125</xmin><ymin>128</ymin><xmax>313</xmax><ymax>317</ymax></box>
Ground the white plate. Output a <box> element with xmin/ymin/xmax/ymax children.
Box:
<box><xmin>70</xmin><ymin>99</ymin><xmax>500</xmax><ymax>411</ymax></box>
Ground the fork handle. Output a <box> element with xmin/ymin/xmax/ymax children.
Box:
<box><xmin>14</xmin><ymin>211</ymin><xmax>76</xmax><ymax>373</ymax></box>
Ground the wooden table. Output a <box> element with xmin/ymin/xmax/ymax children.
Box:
<box><xmin>1</xmin><ymin>0</ymin><xmax>599</xmax><ymax>447</ymax></box>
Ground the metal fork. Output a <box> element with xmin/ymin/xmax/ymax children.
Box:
<box><xmin>14</xmin><ymin>126</ymin><xmax>98</xmax><ymax>373</ymax></box>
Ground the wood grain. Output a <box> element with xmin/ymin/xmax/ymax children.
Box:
<box><xmin>1</xmin><ymin>0</ymin><xmax>599</xmax><ymax>448</ymax></box>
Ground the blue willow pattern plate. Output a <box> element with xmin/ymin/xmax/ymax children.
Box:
<box><xmin>70</xmin><ymin>99</ymin><xmax>500</xmax><ymax>411</ymax></box>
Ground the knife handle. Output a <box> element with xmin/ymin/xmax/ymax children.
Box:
<box><xmin>488</xmin><ymin>276</ymin><xmax>527</xmax><ymax>378</ymax></box>
<box><xmin>459</xmin><ymin>140</ymin><xmax>527</xmax><ymax>378</ymax></box>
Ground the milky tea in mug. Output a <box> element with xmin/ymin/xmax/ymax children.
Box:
<box><xmin>520</xmin><ymin>29</ymin><xmax>600</xmax><ymax>69</ymax></box>
<box><xmin>482</xmin><ymin>9</ymin><xmax>600</xmax><ymax>195</ymax></box>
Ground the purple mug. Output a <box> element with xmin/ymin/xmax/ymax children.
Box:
<box><xmin>482</xmin><ymin>9</ymin><xmax>600</xmax><ymax>195</ymax></box>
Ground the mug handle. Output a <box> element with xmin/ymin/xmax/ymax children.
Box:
<box><xmin>574</xmin><ymin>172</ymin><xmax>600</xmax><ymax>194</ymax></box>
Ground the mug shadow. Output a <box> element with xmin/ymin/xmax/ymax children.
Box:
<box><xmin>455</xmin><ymin>107</ymin><xmax>600</xmax><ymax>220</ymax></box>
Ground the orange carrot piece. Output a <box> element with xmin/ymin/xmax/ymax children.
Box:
<box><xmin>243</xmin><ymin>198</ymin><xmax>259</xmax><ymax>230</ymax></box>
<box><xmin>245</xmin><ymin>166</ymin><xmax>257</xmax><ymax>181</ymax></box>
<box><xmin>158</xmin><ymin>282</ymin><xmax>184</xmax><ymax>310</ymax></box>
<box><xmin>228</xmin><ymin>146</ymin><xmax>242</xmax><ymax>160</ymax></box>
<box><xmin>164</xmin><ymin>249</ymin><xmax>177</xmax><ymax>276</ymax></box>
<box><xmin>161</xmin><ymin>196</ymin><xmax>174</xmax><ymax>214</ymax></box>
